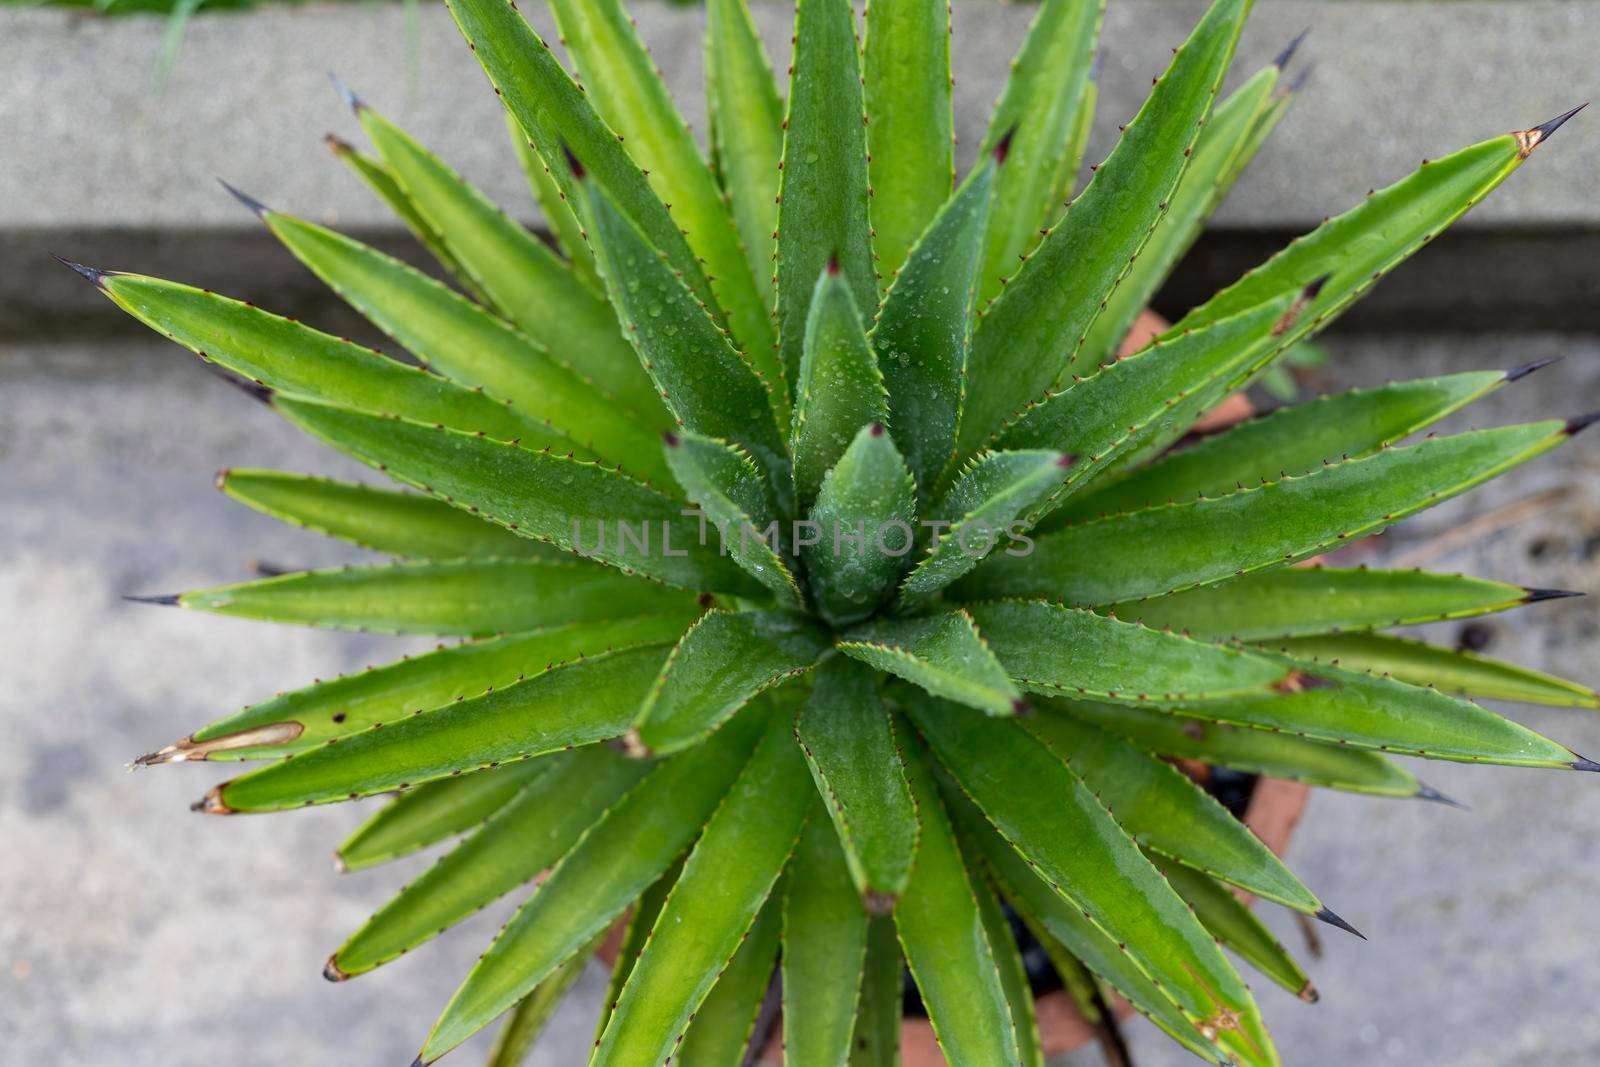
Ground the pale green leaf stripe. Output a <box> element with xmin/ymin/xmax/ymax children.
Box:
<box><xmin>907</xmin><ymin>702</ymin><xmax>1275</xmax><ymax>1067</ymax></box>
<box><xmin>776</xmin><ymin>0</ymin><xmax>876</xmax><ymax>396</ymax></box>
<box><xmin>1060</xmin><ymin>369</ymin><xmax>1508</xmax><ymax>524</ymax></box>
<box><xmin>783</xmin><ymin>813</ymin><xmax>871</xmax><ymax>1067</ymax></box>
<box><xmin>804</xmin><ymin>424</ymin><xmax>918</xmax><ymax>627</ymax></box>
<box><xmin>335</xmin><ymin>762</ymin><xmax>545</xmax><ymax>872</ymax></box>
<box><xmin>420</xmin><ymin>706</ymin><xmax>768</xmax><ymax>1062</ymax></box>
<box><xmin>965</xmin><ymin>421</ymin><xmax>1571</xmax><ymax>606</ymax></box>
<box><xmin>170</xmin><ymin>559</ymin><xmax>697</xmax><ymax>637</ymax></box>
<box><xmin>970</xmin><ymin>599</ymin><xmax>1290</xmax><ymax>706</ymax></box>
<box><xmin>1026</xmin><ymin>710</ymin><xmax>1320</xmax><ymax>913</ymax></box>
<box><xmin>485</xmin><ymin>946</ymin><xmax>594</xmax><ymax>1067</ymax></box>
<box><xmin>840</xmin><ymin>610</ymin><xmax>1022</xmax><ymax>716</ymax></box>
<box><xmin>677</xmin><ymin>882</ymin><xmax>784</xmax><ymax>1065</ymax></box>
<box><xmin>894</xmin><ymin>730</ymin><xmax>1024</xmax><ymax>1066</ymax></box>
<box><xmin>1058</xmin><ymin>698</ymin><xmax>1426</xmax><ymax>798</ymax></box>
<box><xmin>849</xmin><ymin>916</ymin><xmax>903</xmax><ymax>1067</ymax></box>
<box><xmin>275</xmin><ymin>398</ymin><xmax>766</xmax><ymax>597</ymax></box>
<box><xmin>545</xmin><ymin>0</ymin><xmax>777</xmax><ymax>371</ymax></box>
<box><xmin>593</xmin><ymin>860</ymin><xmax>683</xmax><ymax>1046</ymax></box>
<box><xmin>705</xmin><ymin>0</ymin><xmax>786</xmax><ymax>310</ymax></box>
<box><xmin>444</xmin><ymin>0</ymin><xmax>720</xmax><ymax>322</ymax></box>
<box><xmin>863</xmin><ymin>0</ymin><xmax>953</xmax><ymax>278</ymax></box>
<box><xmin>631</xmin><ymin>610</ymin><xmax>831</xmax><ymax>757</ymax></box>
<box><xmin>208</xmin><ymin>646</ymin><xmax>673</xmax><ymax>814</ymax></box>
<box><xmin>259</xmin><ymin>209</ymin><xmax>673</xmax><ymax>483</ymax></box>
<box><xmin>591</xmin><ymin>715</ymin><xmax>812</xmax><ymax>1066</ymax></box>
<box><xmin>358</xmin><ymin>106</ymin><xmax>661</xmax><ymax>418</ymax></box>
<box><xmin>961</xmin><ymin>0</ymin><xmax>1251</xmax><ymax>452</ymax></box>
<box><xmin>1154</xmin><ymin>858</ymin><xmax>1315</xmax><ymax>1003</ymax></box>
<box><xmin>793</xmin><ymin>264</ymin><xmax>890</xmax><ymax>511</ymax></box>
<box><xmin>325</xmin><ymin>133</ymin><xmax>488</xmax><ymax>303</ymax></box>
<box><xmin>218</xmin><ymin>469</ymin><xmax>561</xmax><ymax>562</ymax></box>
<box><xmin>166</xmin><ymin>615</ymin><xmax>696</xmax><ymax>764</ymax></box>
<box><xmin>873</xmin><ymin>153</ymin><xmax>999</xmax><ymax>499</ymax></box>
<box><xmin>332</xmin><ymin>748</ymin><xmax>648</xmax><ymax>976</ymax></box>
<box><xmin>1273</xmin><ymin>632</ymin><xmax>1600</xmax><ymax>708</ymax></box>
<box><xmin>977</xmin><ymin>0</ymin><xmax>1104</xmax><ymax>304</ymax></box>
<box><xmin>794</xmin><ymin>656</ymin><xmax>920</xmax><ymax>906</ymax></box>
<box><xmin>96</xmin><ymin>273</ymin><xmax>564</xmax><ymax>452</ymax></box>
<box><xmin>506</xmin><ymin>110</ymin><xmax>602</xmax><ymax>294</ymax></box>
<box><xmin>968</xmin><ymin>847</ymin><xmax>1046</xmax><ymax>1067</ymax></box>
<box><xmin>1119</xmin><ymin>567</ymin><xmax>1547</xmax><ymax>642</ymax></box>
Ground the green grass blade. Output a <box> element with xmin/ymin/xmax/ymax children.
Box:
<box><xmin>154</xmin><ymin>615</ymin><xmax>695</xmax><ymax>765</ymax></box>
<box><xmin>275</xmin><ymin>397</ymin><xmax>765</xmax><ymax>597</ymax></box>
<box><xmin>976</xmin><ymin>0</ymin><xmax>1104</xmax><ymax>305</ymax></box>
<box><xmin>205</xmin><ymin>646</ymin><xmax>673</xmax><ymax>814</ymax></box>
<box><xmin>840</xmin><ymin>610</ymin><xmax>1022</xmax><ymax>716</ymax></box>
<box><xmin>544</xmin><ymin>0</ymin><xmax>776</xmax><ymax>368</ymax></box>
<box><xmin>898</xmin><ymin>450</ymin><xmax>1071</xmax><ymax>607</ymax></box>
<box><xmin>419</xmin><ymin>705</ymin><xmax>767</xmax><ymax>1061</ymax></box>
<box><xmin>794</xmin><ymin>656</ymin><xmax>919</xmax><ymax>908</ymax></box>
<box><xmin>792</xmin><ymin>262</ymin><xmax>890</xmax><ymax>512</ymax></box>
<box><xmin>705</xmin><ymin>0</ymin><xmax>785</xmax><ymax>307</ymax></box>
<box><xmin>1273</xmin><ymin>632</ymin><xmax>1600</xmax><ymax>708</ymax></box>
<box><xmin>217</xmin><ymin>469</ymin><xmax>561</xmax><ymax>561</ymax></box>
<box><xmin>593</xmin><ymin>860</ymin><xmax>683</xmax><ymax>1046</ymax></box>
<box><xmin>485</xmin><ymin>945</ymin><xmax>594</xmax><ymax>1067</ymax></box>
<box><xmin>631</xmin><ymin>610</ymin><xmax>830</xmax><ymax>757</ymax></box>
<box><xmin>849</xmin><ymin>915</ymin><xmax>903</xmax><ymax>1067</ymax></box>
<box><xmin>95</xmin><ymin>272</ymin><xmax>563</xmax><ymax>451</ymax></box>
<box><xmin>906</xmin><ymin>700</ymin><xmax>1274</xmax><ymax>1067</ymax></box>
<box><xmin>862</xmin><ymin>0</ymin><xmax>953</xmax><ymax>278</ymax></box>
<box><xmin>332</xmin><ymin>748</ymin><xmax>648</xmax><ymax>977</ymax></box>
<box><xmin>258</xmin><ymin>208</ymin><xmax>673</xmax><ymax>483</ymax></box>
<box><xmin>506</xmin><ymin>110</ymin><xmax>602</xmax><ymax>293</ymax></box>
<box><xmin>663</xmin><ymin>432</ymin><xmax>802</xmax><ymax>606</ymax></box>
<box><xmin>893</xmin><ymin>730</ymin><xmax>1024</xmax><ymax>1066</ymax></box>
<box><xmin>590</xmin><ymin>714</ymin><xmax>812</xmax><ymax>1066</ymax></box>
<box><xmin>1026</xmin><ymin>709</ymin><xmax>1320</xmax><ymax>913</ymax></box>
<box><xmin>966</xmin><ymin>421</ymin><xmax>1575</xmax><ymax>606</ymax></box>
<box><xmin>677</xmin><ymin>881</ymin><xmax>784</xmax><ymax>1066</ymax></box>
<box><xmin>960</xmin><ymin>0</ymin><xmax>1251</xmax><ymax>453</ymax></box>
<box><xmin>804</xmin><ymin>424</ymin><xmax>919</xmax><ymax>626</ymax></box>
<box><xmin>1058</xmin><ymin>699</ymin><xmax>1427</xmax><ymax>799</ymax></box>
<box><xmin>357</xmin><ymin>106</ymin><xmax>660</xmax><ymax>418</ymax></box>
<box><xmin>1154</xmin><ymin>858</ymin><xmax>1316</xmax><ymax>1003</ymax></box>
<box><xmin>872</xmin><ymin>153</ymin><xmax>999</xmax><ymax>499</ymax></box>
<box><xmin>776</xmin><ymin>0</ymin><xmax>876</xmax><ymax>397</ymax></box>
<box><xmin>165</xmin><ymin>559</ymin><xmax>696</xmax><ymax>636</ymax></box>
<box><xmin>336</xmin><ymin>764</ymin><xmax>542</xmax><ymax>873</ymax></box>
<box><xmin>783</xmin><ymin>813</ymin><xmax>872</xmax><ymax>1067</ymax></box>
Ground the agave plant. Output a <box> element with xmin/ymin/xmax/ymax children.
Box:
<box><xmin>69</xmin><ymin>0</ymin><xmax>1596</xmax><ymax>1061</ymax></box>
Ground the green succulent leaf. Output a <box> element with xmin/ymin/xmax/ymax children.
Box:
<box><xmin>164</xmin><ymin>559</ymin><xmax>696</xmax><ymax>636</ymax></box>
<box><xmin>1123</xmin><ymin>566</ymin><xmax>1553</xmax><ymax>641</ymax></box>
<box><xmin>862</xmin><ymin>0</ymin><xmax>954</xmax><ymax>278</ymax></box>
<box><xmin>590</xmin><ymin>713</ymin><xmax>811</xmax><ymax>1066</ymax></box>
<box><xmin>592</xmin><ymin>860</ymin><xmax>682</xmax><ymax>1046</ymax></box>
<box><xmin>631</xmin><ymin>610</ymin><xmax>831</xmax><ymax>757</ymax></box>
<box><xmin>893</xmin><ymin>728</ymin><xmax>1024</xmax><ymax>1065</ymax></box>
<box><xmin>217</xmin><ymin>469</ymin><xmax>560</xmax><ymax>562</ymax></box>
<box><xmin>421</xmin><ymin>705</ymin><xmax>768</xmax><ymax>1062</ymax></box>
<box><xmin>485</xmin><ymin>954</ymin><xmax>593</xmax><ymax>1067</ymax></box>
<box><xmin>804</xmin><ymin>424</ymin><xmax>919</xmax><ymax>626</ymax></box>
<box><xmin>1154</xmin><ymin>858</ymin><xmax>1316</xmax><ymax>1003</ymax></box>
<box><xmin>776</xmin><ymin>0</ymin><xmax>876</xmax><ymax>395</ymax></box>
<box><xmin>966</xmin><ymin>421</ymin><xmax>1574</xmax><ymax>606</ymax></box>
<box><xmin>704</xmin><ymin>0</ymin><xmax>786</xmax><ymax>308</ymax></box>
<box><xmin>840</xmin><ymin>610</ymin><xmax>1022</xmax><ymax>716</ymax></box>
<box><xmin>967</xmin><ymin>850</ymin><xmax>1046</xmax><ymax>1067</ymax></box>
<box><xmin>782</xmin><ymin>813</ymin><xmax>872</xmax><ymax>1067</ymax></box>
<box><xmin>960</xmin><ymin>0</ymin><xmax>1252</xmax><ymax>452</ymax></box>
<box><xmin>672</xmin><ymin>878</ymin><xmax>785</xmax><ymax>1066</ymax></box>
<box><xmin>849</xmin><ymin>915</ymin><xmax>904</xmax><ymax>1067</ymax></box>
<box><xmin>335</xmin><ymin>762</ymin><xmax>544</xmax><ymax>873</ymax></box>
<box><xmin>331</xmin><ymin>748</ymin><xmax>649</xmax><ymax>977</ymax></box>
<box><xmin>205</xmin><ymin>645</ymin><xmax>673</xmax><ymax>814</ymax></box>
<box><xmin>792</xmin><ymin>263</ymin><xmax>891</xmax><ymax>511</ymax></box>
<box><xmin>872</xmin><ymin>152</ymin><xmax>1000</xmax><ymax>499</ymax></box>
<box><xmin>506</xmin><ymin>111</ymin><xmax>602</xmax><ymax>293</ymax></box>
<box><xmin>976</xmin><ymin>0</ymin><xmax>1104</xmax><ymax>304</ymax></box>
<box><xmin>1272</xmin><ymin>631</ymin><xmax>1600</xmax><ymax>708</ymax></box>
<box><xmin>794</xmin><ymin>656</ymin><xmax>920</xmax><ymax>907</ymax></box>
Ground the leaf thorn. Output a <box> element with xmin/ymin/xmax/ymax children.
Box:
<box><xmin>217</xmin><ymin>177</ymin><xmax>269</xmax><ymax>217</ymax></box>
<box><xmin>1274</xmin><ymin>27</ymin><xmax>1311</xmax><ymax>70</ymax></box>
<box><xmin>1415</xmin><ymin>781</ymin><xmax>1470</xmax><ymax>810</ymax></box>
<box><xmin>123</xmin><ymin>593</ymin><xmax>180</xmax><ymax>606</ymax></box>
<box><xmin>328</xmin><ymin>71</ymin><xmax>365</xmax><ymax>113</ymax></box>
<box><xmin>52</xmin><ymin>254</ymin><xmax>112</xmax><ymax>287</ymax></box>
<box><xmin>1504</xmin><ymin>356</ymin><xmax>1561</xmax><ymax>382</ymax></box>
<box><xmin>1313</xmin><ymin>906</ymin><xmax>1365</xmax><ymax>940</ymax></box>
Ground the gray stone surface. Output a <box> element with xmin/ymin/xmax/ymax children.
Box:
<box><xmin>3</xmin><ymin>330</ymin><xmax>1599</xmax><ymax>1064</ymax></box>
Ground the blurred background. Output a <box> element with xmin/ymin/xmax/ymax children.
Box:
<box><xmin>3</xmin><ymin>1</ymin><xmax>1599</xmax><ymax>1063</ymax></box>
